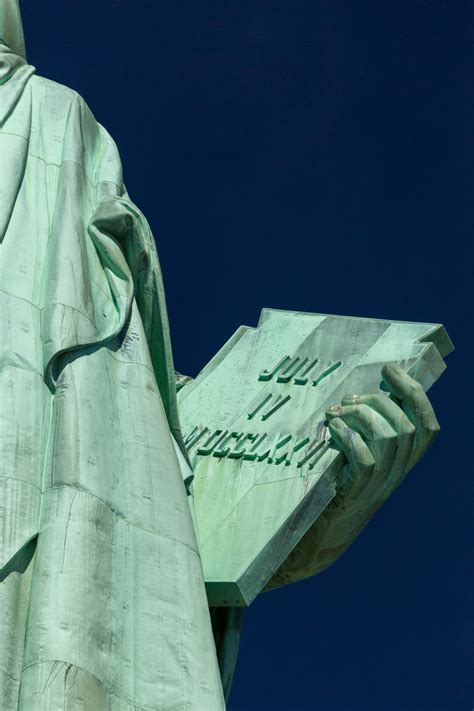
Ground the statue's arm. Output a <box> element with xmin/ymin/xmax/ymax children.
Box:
<box><xmin>266</xmin><ymin>363</ymin><xmax>440</xmax><ymax>589</ymax></box>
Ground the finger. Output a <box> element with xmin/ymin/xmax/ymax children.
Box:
<box><xmin>341</xmin><ymin>393</ymin><xmax>414</xmax><ymax>436</ymax></box>
<box><xmin>341</xmin><ymin>392</ymin><xmax>415</xmax><ymax>475</ymax></box>
<box><xmin>381</xmin><ymin>363</ymin><xmax>440</xmax><ymax>467</ymax></box>
<box><xmin>326</xmin><ymin>403</ymin><xmax>397</xmax><ymax>472</ymax></box>
<box><xmin>328</xmin><ymin>417</ymin><xmax>375</xmax><ymax>497</ymax></box>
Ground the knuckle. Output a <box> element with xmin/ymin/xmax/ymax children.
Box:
<box><xmin>376</xmin><ymin>431</ymin><xmax>398</xmax><ymax>446</ymax></box>
<box><xmin>406</xmin><ymin>380</ymin><xmax>422</xmax><ymax>397</ymax></box>
<box><xmin>358</xmin><ymin>451</ymin><xmax>376</xmax><ymax>473</ymax></box>
<box><xmin>359</xmin><ymin>463</ymin><xmax>375</xmax><ymax>478</ymax></box>
<box><xmin>398</xmin><ymin>420</ymin><xmax>416</xmax><ymax>440</ymax></box>
<box><xmin>397</xmin><ymin>430</ymin><xmax>415</xmax><ymax>448</ymax></box>
<box><xmin>416</xmin><ymin>424</ymin><xmax>440</xmax><ymax>453</ymax></box>
<box><xmin>426</xmin><ymin>421</ymin><xmax>440</xmax><ymax>437</ymax></box>
<box><xmin>402</xmin><ymin>422</ymin><xmax>416</xmax><ymax>436</ymax></box>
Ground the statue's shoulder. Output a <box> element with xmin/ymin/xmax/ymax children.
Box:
<box><xmin>29</xmin><ymin>74</ymin><xmax>102</xmax><ymax>167</ymax></box>
<box><xmin>31</xmin><ymin>74</ymin><xmax>91</xmax><ymax>116</ymax></box>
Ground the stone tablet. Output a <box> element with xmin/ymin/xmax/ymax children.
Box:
<box><xmin>178</xmin><ymin>309</ymin><xmax>453</xmax><ymax>606</ymax></box>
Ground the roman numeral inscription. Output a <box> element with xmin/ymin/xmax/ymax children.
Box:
<box><xmin>184</xmin><ymin>426</ymin><xmax>329</xmax><ymax>470</ymax></box>
<box><xmin>261</xmin><ymin>394</ymin><xmax>291</xmax><ymax>421</ymax></box>
<box><xmin>258</xmin><ymin>355</ymin><xmax>342</xmax><ymax>386</ymax></box>
<box><xmin>247</xmin><ymin>393</ymin><xmax>291</xmax><ymax>421</ymax></box>
<box><xmin>247</xmin><ymin>393</ymin><xmax>273</xmax><ymax>420</ymax></box>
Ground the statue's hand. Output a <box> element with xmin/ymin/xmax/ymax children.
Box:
<box><xmin>265</xmin><ymin>363</ymin><xmax>441</xmax><ymax>589</ymax></box>
<box><xmin>325</xmin><ymin>363</ymin><xmax>440</xmax><ymax>505</ymax></box>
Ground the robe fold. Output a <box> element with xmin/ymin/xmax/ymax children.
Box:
<box><xmin>0</xmin><ymin>44</ymin><xmax>226</xmax><ymax>709</ymax></box>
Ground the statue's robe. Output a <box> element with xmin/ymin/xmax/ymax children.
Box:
<box><xmin>0</xmin><ymin>44</ymin><xmax>225</xmax><ymax>709</ymax></box>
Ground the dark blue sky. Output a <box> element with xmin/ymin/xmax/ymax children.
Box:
<box><xmin>22</xmin><ymin>1</ymin><xmax>471</xmax><ymax>709</ymax></box>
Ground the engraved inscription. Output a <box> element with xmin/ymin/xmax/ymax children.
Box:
<box><xmin>294</xmin><ymin>358</ymin><xmax>319</xmax><ymax>385</ymax></box>
<box><xmin>247</xmin><ymin>393</ymin><xmax>272</xmax><ymax>420</ymax></box>
<box><xmin>184</xmin><ymin>426</ymin><xmax>329</xmax><ymax>470</ymax></box>
<box><xmin>313</xmin><ymin>360</ymin><xmax>342</xmax><ymax>386</ymax></box>
<box><xmin>258</xmin><ymin>355</ymin><xmax>342</xmax><ymax>387</ymax></box>
<box><xmin>276</xmin><ymin>357</ymin><xmax>305</xmax><ymax>383</ymax></box>
<box><xmin>261</xmin><ymin>394</ymin><xmax>291</xmax><ymax>421</ymax></box>
<box><xmin>258</xmin><ymin>355</ymin><xmax>291</xmax><ymax>382</ymax></box>
<box><xmin>247</xmin><ymin>393</ymin><xmax>291</xmax><ymax>421</ymax></box>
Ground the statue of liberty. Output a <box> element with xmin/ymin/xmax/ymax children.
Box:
<box><xmin>0</xmin><ymin>3</ymin><xmax>449</xmax><ymax>708</ymax></box>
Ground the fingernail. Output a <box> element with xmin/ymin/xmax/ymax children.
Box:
<box><xmin>326</xmin><ymin>405</ymin><xmax>342</xmax><ymax>418</ymax></box>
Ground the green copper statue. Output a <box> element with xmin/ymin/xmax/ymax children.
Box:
<box><xmin>0</xmin><ymin>3</ymin><xmax>452</xmax><ymax>709</ymax></box>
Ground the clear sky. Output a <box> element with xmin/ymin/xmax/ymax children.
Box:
<box><xmin>22</xmin><ymin>1</ymin><xmax>471</xmax><ymax>709</ymax></box>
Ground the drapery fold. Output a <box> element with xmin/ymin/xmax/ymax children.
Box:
<box><xmin>0</xmin><ymin>45</ymin><xmax>226</xmax><ymax>708</ymax></box>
